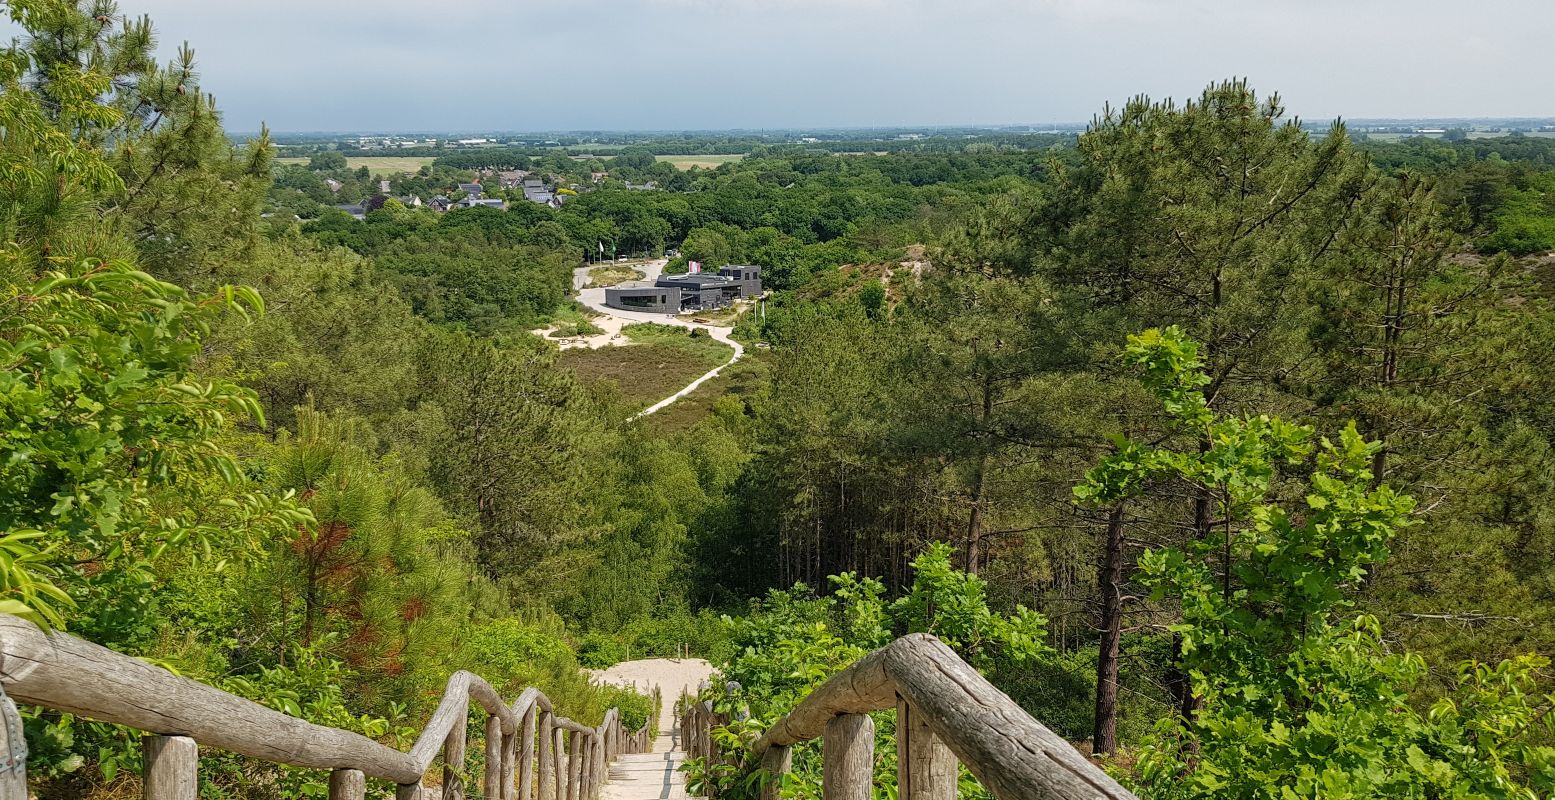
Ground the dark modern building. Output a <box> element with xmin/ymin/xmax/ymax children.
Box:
<box><xmin>604</xmin><ymin>265</ymin><xmax>763</xmax><ymax>314</ymax></box>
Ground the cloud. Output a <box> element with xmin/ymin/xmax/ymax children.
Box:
<box><xmin>17</xmin><ymin>0</ymin><xmax>1552</xmax><ymax>131</ymax></box>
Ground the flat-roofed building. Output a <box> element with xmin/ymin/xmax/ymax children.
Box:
<box><xmin>603</xmin><ymin>265</ymin><xmax>762</xmax><ymax>314</ymax></box>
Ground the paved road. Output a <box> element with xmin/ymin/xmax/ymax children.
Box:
<box><xmin>572</xmin><ymin>260</ymin><xmax>745</xmax><ymax>420</ymax></box>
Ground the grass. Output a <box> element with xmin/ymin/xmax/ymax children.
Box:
<box><xmin>558</xmin><ymin>324</ymin><xmax>733</xmax><ymax>411</ymax></box>
<box><xmin>540</xmin><ymin>302</ymin><xmax>605</xmax><ymax>337</ymax></box>
<box><xmin>646</xmin><ymin>350</ymin><xmax>771</xmax><ymax>433</ymax></box>
<box><xmin>654</xmin><ymin>154</ymin><xmax>745</xmax><ymax>170</ymax></box>
<box><xmin>585</xmin><ymin>265</ymin><xmax>646</xmax><ymax>288</ymax></box>
<box><xmin>276</xmin><ymin>156</ymin><xmax>435</xmax><ymax>174</ymax></box>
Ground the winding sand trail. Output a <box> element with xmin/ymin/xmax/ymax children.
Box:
<box><xmin>588</xmin><ymin>657</ymin><xmax>717</xmax><ymax>800</ymax></box>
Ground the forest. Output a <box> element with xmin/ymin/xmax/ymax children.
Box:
<box><xmin>3</xmin><ymin>1</ymin><xmax>1555</xmax><ymax>798</ymax></box>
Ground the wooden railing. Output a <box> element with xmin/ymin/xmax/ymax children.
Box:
<box><xmin>0</xmin><ymin>614</ymin><xmax>657</xmax><ymax>799</ymax></box>
<box><xmin>680</xmin><ymin>634</ymin><xmax>1139</xmax><ymax>800</ymax></box>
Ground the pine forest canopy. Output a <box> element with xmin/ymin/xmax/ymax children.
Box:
<box><xmin>2</xmin><ymin>1</ymin><xmax>1555</xmax><ymax>798</ymax></box>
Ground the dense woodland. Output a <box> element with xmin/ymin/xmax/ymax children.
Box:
<box><xmin>4</xmin><ymin>1</ymin><xmax>1555</xmax><ymax>798</ymax></box>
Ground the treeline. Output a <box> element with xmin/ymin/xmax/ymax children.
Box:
<box><xmin>682</xmin><ymin>83</ymin><xmax>1555</xmax><ymax>798</ymax></box>
<box><xmin>0</xmin><ymin>5</ymin><xmax>675</xmax><ymax>797</ymax></box>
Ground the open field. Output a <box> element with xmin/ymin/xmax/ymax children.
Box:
<box><xmin>557</xmin><ymin>324</ymin><xmax>733</xmax><ymax>411</ymax></box>
<box><xmin>1361</xmin><ymin>131</ymin><xmax>1555</xmax><ymax>142</ymax></box>
<box><xmin>276</xmin><ymin>156</ymin><xmax>435</xmax><ymax>173</ymax></box>
<box><xmin>645</xmin><ymin>349</ymin><xmax>770</xmax><ymax>433</ymax></box>
<box><xmin>654</xmin><ymin>154</ymin><xmax>745</xmax><ymax>170</ymax></box>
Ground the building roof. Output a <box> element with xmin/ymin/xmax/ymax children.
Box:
<box><xmin>657</xmin><ymin>273</ymin><xmax>736</xmax><ymax>288</ymax></box>
<box><xmin>608</xmin><ymin>283</ymin><xmax>668</xmax><ymax>294</ymax></box>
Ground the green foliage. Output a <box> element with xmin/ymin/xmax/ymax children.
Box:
<box><xmin>1484</xmin><ymin>172</ymin><xmax>1555</xmax><ymax>255</ymax></box>
<box><xmin>889</xmin><ymin>543</ymin><xmax>1049</xmax><ymax>668</ymax></box>
<box><xmin>691</xmin><ymin>545</ymin><xmax>1046</xmax><ymax>800</ymax></box>
<box><xmin>0</xmin><ymin>258</ymin><xmax>309</xmax><ymax>631</ymax></box>
<box><xmin>1079</xmin><ymin>328</ymin><xmax>1555</xmax><ymax>800</ymax></box>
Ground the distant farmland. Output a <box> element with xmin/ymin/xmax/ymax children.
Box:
<box><xmin>654</xmin><ymin>154</ymin><xmax>745</xmax><ymax>170</ymax></box>
<box><xmin>276</xmin><ymin>156</ymin><xmax>434</xmax><ymax>174</ymax></box>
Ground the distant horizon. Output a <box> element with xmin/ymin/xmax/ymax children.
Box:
<box><xmin>246</xmin><ymin>116</ymin><xmax>1555</xmax><ymax>139</ymax></box>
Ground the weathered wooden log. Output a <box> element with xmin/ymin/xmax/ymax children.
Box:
<box><xmin>443</xmin><ymin>713</ymin><xmax>467</xmax><ymax>800</ymax></box>
<box><xmin>144</xmin><ymin>735</ymin><xmax>197</xmax><ymax>800</ymax></box>
<box><xmin>0</xmin><ymin>688</ymin><xmax>26</xmax><ymax>800</ymax></box>
<box><xmin>396</xmin><ymin>782</ymin><xmax>425</xmax><ymax>800</ymax></box>
<box><xmin>897</xmin><ymin>696</ymin><xmax>956</xmax><ymax>800</ymax></box>
<box><xmin>538</xmin><ymin>712</ymin><xmax>555</xmax><ymax>800</ymax></box>
<box><xmin>552</xmin><ymin>725</ymin><xmax>567</xmax><ymax>800</ymax></box>
<box><xmin>329</xmin><ymin>768</ymin><xmax>366</xmax><ymax>800</ymax></box>
<box><xmin>518</xmin><ymin>704</ymin><xmax>537</xmax><ymax>800</ymax></box>
<box><xmin>758</xmin><ymin>744</ymin><xmax>792</xmax><ymax>800</ymax></box>
<box><xmin>750</xmin><ymin>645</ymin><xmax>894</xmax><ymax>755</ymax></box>
<box><xmin>566</xmin><ymin>731</ymin><xmax>582</xmax><ymax>800</ymax></box>
<box><xmin>883</xmin><ymin>635</ymin><xmax>1136</xmax><ymax>800</ymax></box>
<box><xmin>485</xmin><ymin>715</ymin><xmax>504</xmax><ymax>800</ymax></box>
<box><xmin>822</xmin><ymin>714</ymin><xmax>873</xmax><ymax>800</ymax></box>
<box><xmin>0</xmin><ymin>617</ymin><xmax>422</xmax><ymax>783</ymax></box>
<box><xmin>502</xmin><ymin>731</ymin><xmax>517</xmax><ymax>800</ymax></box>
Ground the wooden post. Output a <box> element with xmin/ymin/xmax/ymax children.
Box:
<box><xmin>566</xmin><ymin>731</ymin><xmax>582</xmax><ymax>800</ymax></box>
<box><xmin>396</xmin><ymin>784</ymin><xmax>424</xmax><ymax>800</ymax></box>
<box><xmin>443</xmin><ymin>715</ymin><xmax>467</xmax><ymax>800</ymax></box>
<box><xmin>0</xmin><ymin>688</ymin><xmax>27</xmax><ymax>800</ymax></box>
<box><xmin>822</xmin><ymin>714</ymin><xmax>873</xmax><ymax>800</ymax></box>
<box><xmin>897</xmin><ymin>696</ymin><xmax>956</xmax><ymax>800</ymax></box>
<box><xmin>502</xmin><ymin>731</ymin><xmax>517</xmax><ymax>800</ymax></box>
<box><xmin>143</xmin><ymin>735</ymin><xmax>198</xmax><ymax>800</ymax></box>
<box><xmin>485</xmin><ymin>715</ymin><xmax>504</xmax><ymax>800</ymax></box>
<box><xmin>593</xmin><ymin>731</ymin><xmax>606</xmax><ymax>793</ymax></box>
<box><xmin>583</xmin><ymin>734</ymin><xmax>598</xmax><ymax>799</ymax></box>
<box><xmin>329</xmin><ymin>768</ymin><xmax>366</xmax><ymax>800</ymax></box>
<box><xmin>517</xmin><ymin>704</ymin><xmax>537</xmax><ymax>800</ymax></box>
<box><xmin>552</xmin><ymin>726</ymin><xmax>567</xmax><ymax>800</ymax></box>
<box><xmin>538</xmin><ymin>712</ymin><xmax>555</xmax><ymax>800</ymax></box>
<box><xmin>758</xmin><ymin>745</ymin><xmax>792</xmax><ymax>800</ymax></box>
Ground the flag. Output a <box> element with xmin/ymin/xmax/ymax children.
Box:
<box><xmin>597</xmin><ymin>241</ymin><xmax>604</xmax><ymax>254</ymax></box>
<box><xmin>688</xmin><ymin>260</ymin><xmax>701</xmax><ymax>274</ymax></box>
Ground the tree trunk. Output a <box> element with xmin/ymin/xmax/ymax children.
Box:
<box><xmin>964</xmin><ymin>373</ymin><xmax>995</xmax><ymax>575</ymax></box>
<box><xmin>1092</xmin><ymin>502</ymin><xmax>1126</xmax><ymax>755</ymax></box>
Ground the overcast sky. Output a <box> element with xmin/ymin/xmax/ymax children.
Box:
<box><xmin>66</xmin><ymin>0</ymin><xmax>1555</xmax><ymax>132</ymax></box>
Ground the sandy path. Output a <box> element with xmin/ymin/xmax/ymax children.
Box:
<box><xmin>588</xmin><ymin>657</ymin><xmax>716</xmax><ymax>734</ymax></box>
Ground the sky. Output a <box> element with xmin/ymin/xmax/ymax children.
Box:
<box><xmin>55</xmin><ymin>0</ymin><xmax>1555</xmax><ymax>132</ymax></box>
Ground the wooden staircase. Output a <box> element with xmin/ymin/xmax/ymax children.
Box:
<box><xmin>0</xmin><ymin>614</ymin><xmax>654</xmax><ymax>799</ymax></box>
<box><xmin>601</xmin><ymin>733</ymin><xmax>691</xmax><ymax>800</ymax></box>
<box><xmin>0</xmin><ymin>614</ymin><xmax>1140</xmax><ymax>800</ymax></box>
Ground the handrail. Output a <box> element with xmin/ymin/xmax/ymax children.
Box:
<box><xmin>0</xmin><ymin>614</ymin><xmax>656</xmax><ymax>799</ymax></box>
<box><xmin>684</xmin><ymin>633</ymin><xmax>1139</xmax><ymax>800</ymax></box>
